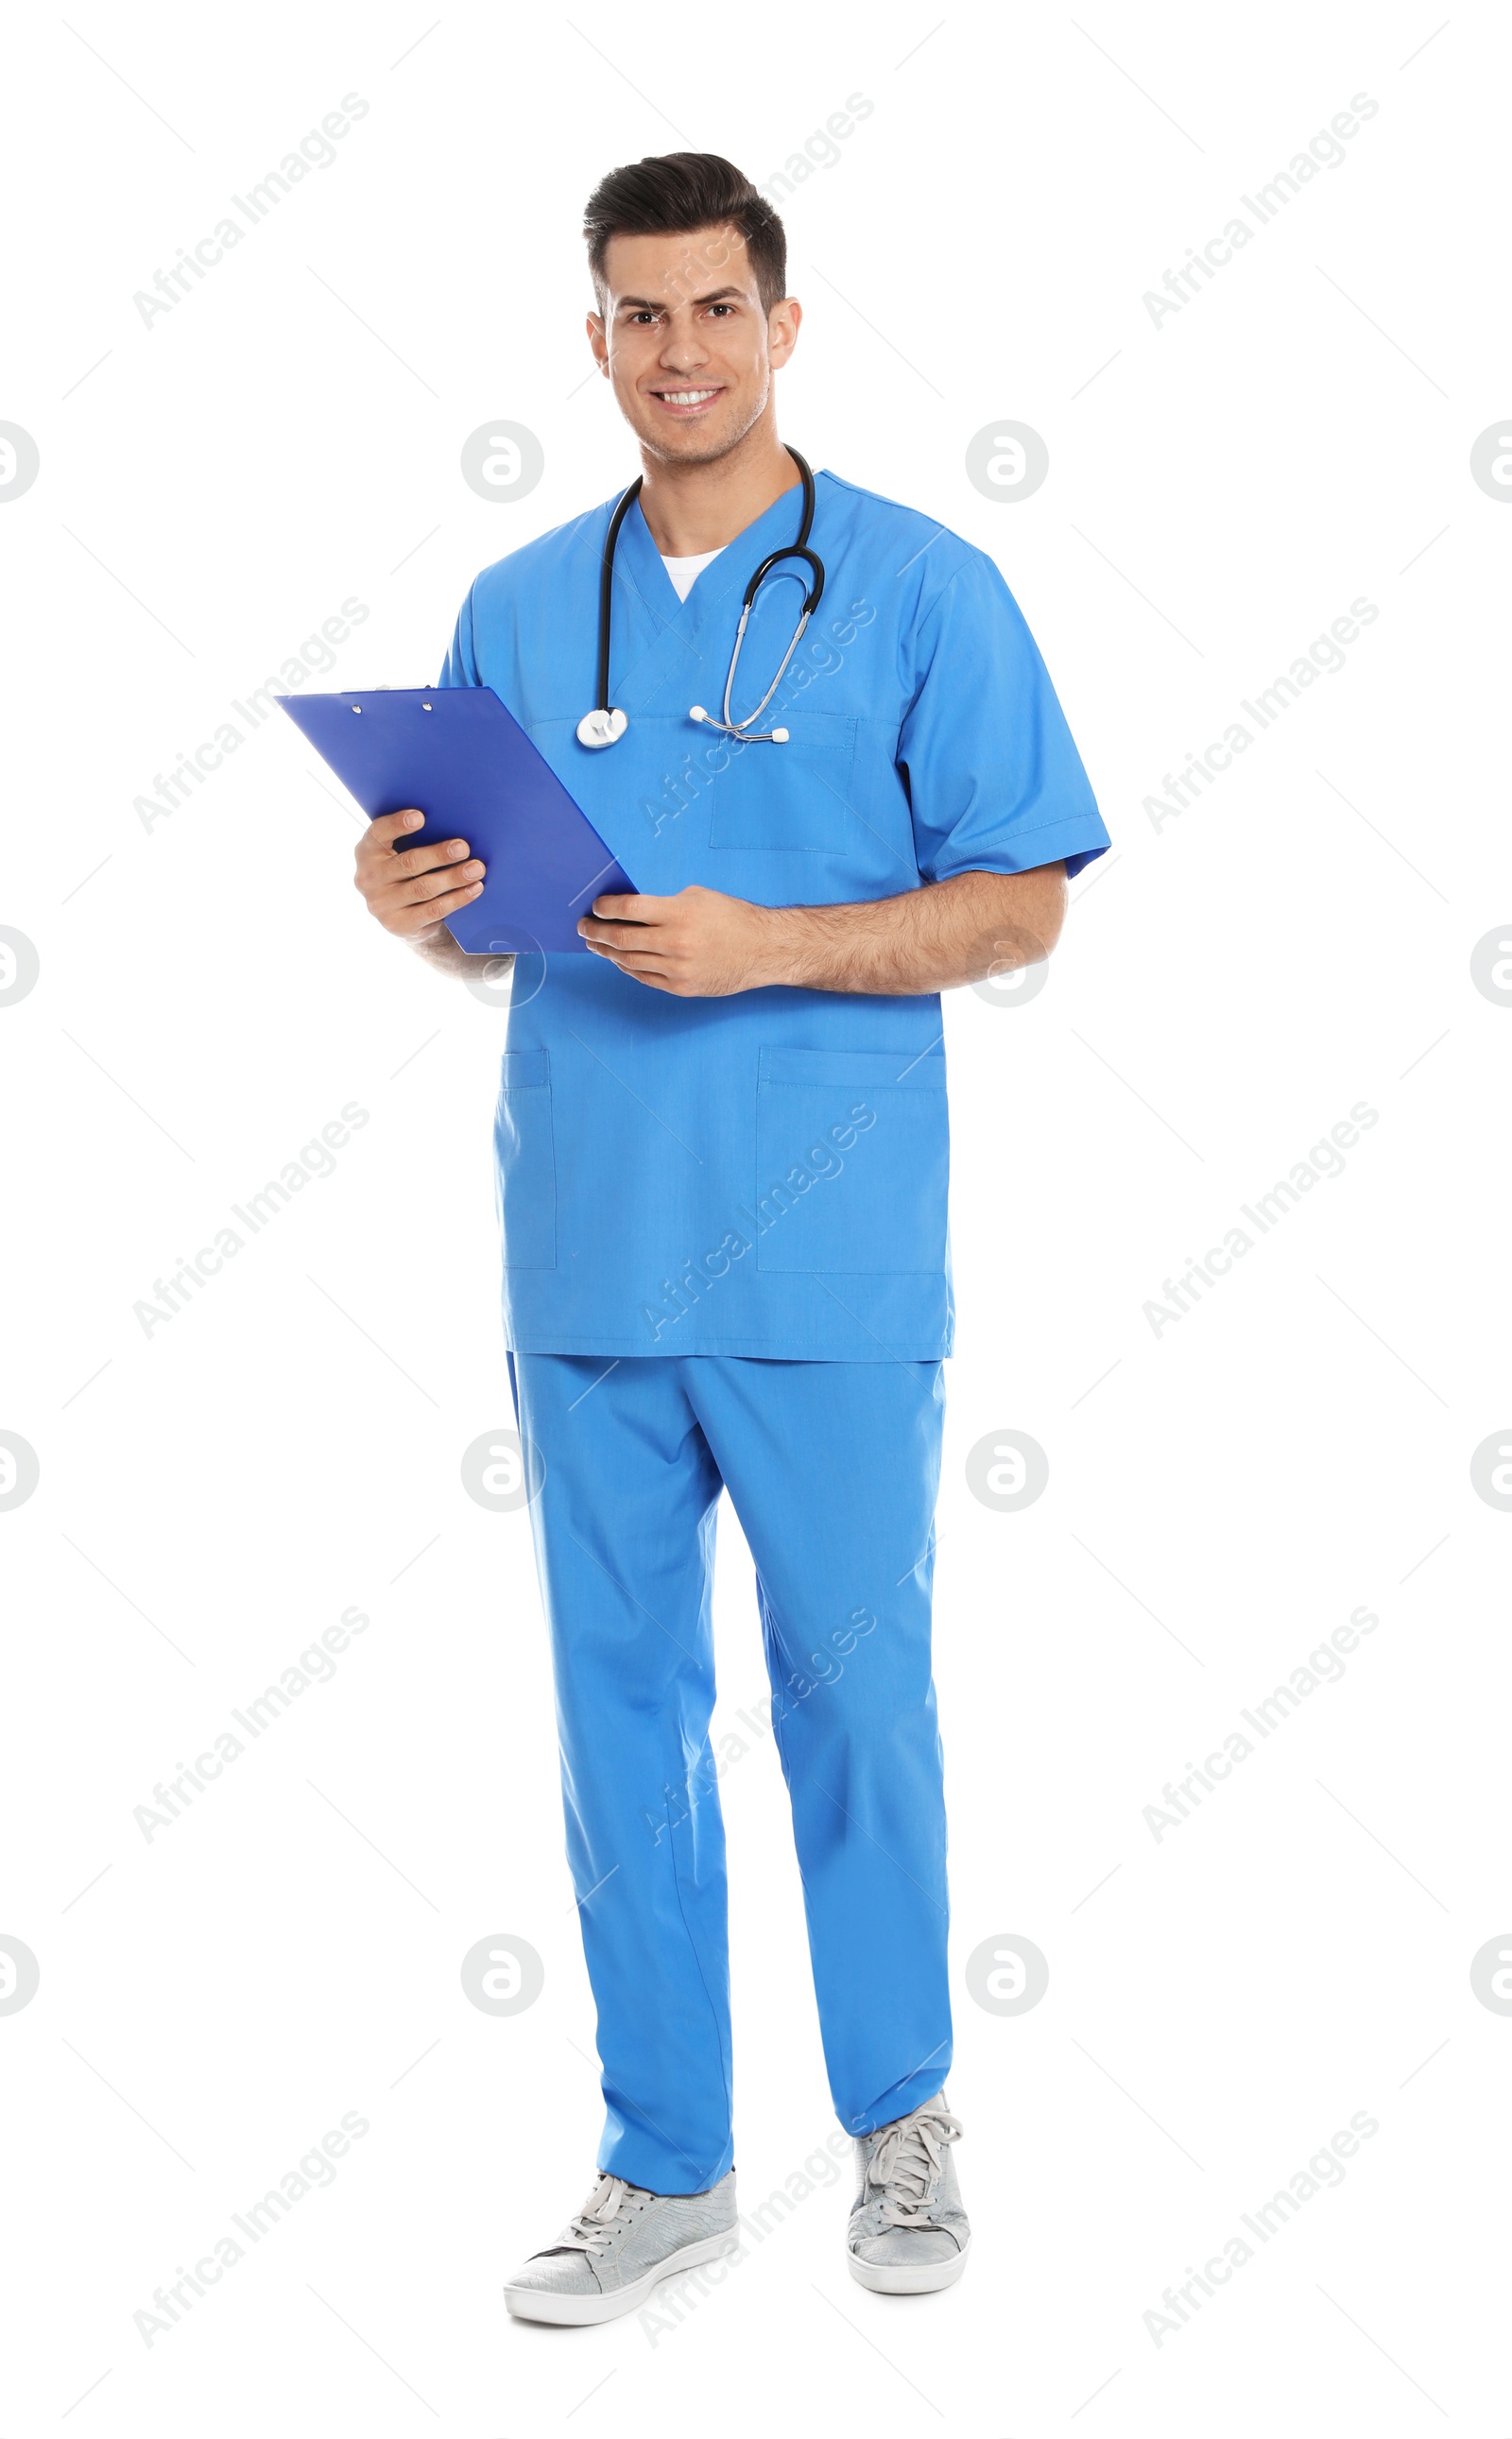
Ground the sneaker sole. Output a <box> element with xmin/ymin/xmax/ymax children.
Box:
<box><xmin>847</xmin><ymin>2235</ymin><xmax>971</xmax><ymax>2294</ymax></box>
<box><xmin>504</xmin><ymin>2229</ymin><xmax>740</xmax><ymax>2327</ymax></box>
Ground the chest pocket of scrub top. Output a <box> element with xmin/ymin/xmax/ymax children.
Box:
<box><xmin>706</xmin><ymin>711</ymin><xmax>856</xmax><ymax>851</ymax></box>
<box><xmin>754</xmin><ymin>1047</ymin><xmax>948</xmax><ymax>1274</ymax></box>
<box><xmin>494</xmin><ymin>1051</ymin><xmax>556</xmax><ymax>1269</ymax></box>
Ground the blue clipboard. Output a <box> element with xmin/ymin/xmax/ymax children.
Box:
<box><xmin>280</xmin><ymin>686</ymin><xmax>636</xmax><ymax>954</ymax></box>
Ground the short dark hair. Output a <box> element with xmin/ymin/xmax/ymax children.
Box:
<box><xmin>583</xmin><ymin>152</ymin><xmax>787</xmax><ymax>314</ymax></box>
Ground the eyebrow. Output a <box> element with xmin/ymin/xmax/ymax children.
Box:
<box><xmin>613</xmin><ymin>285</ymin><xmax>747</xmax><ymax>311</ymax></box>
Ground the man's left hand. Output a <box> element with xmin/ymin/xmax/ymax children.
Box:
<box><xmin>577</xmin><ymin>864</ymin><xmax>1067</xmax><ymax>1000</ymax></box>
<box><xmin>579</xmin><ymin>886</ymin><xmax>776</xmax><ymax>997</ymax></box>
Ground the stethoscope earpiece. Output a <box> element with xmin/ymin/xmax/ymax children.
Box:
<box><xmin>579</xmin><ymin>447</ymin><xmax>823</xmax><ymax>751</ymax></box>
<box><xmin>690</xmin><ymin>703</ymin><xmax>791</xmax><ymax>744</ymax></box>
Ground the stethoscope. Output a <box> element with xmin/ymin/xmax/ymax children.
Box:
<box><xmin>576</xmin><ymin>444</ymin><xmax>825</xmax><ymax>750</ymax></box>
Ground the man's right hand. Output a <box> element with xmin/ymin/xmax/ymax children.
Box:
<box><xmin>353</xmin><ymin>808</ymin><xmax>486</xmax><ymax>941</ymax></box>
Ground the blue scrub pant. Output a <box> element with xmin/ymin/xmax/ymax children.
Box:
<box><xmin>508</xmin><ymin>1352</ymin><xmax>953</xmax><ymax>2196</ymax></box>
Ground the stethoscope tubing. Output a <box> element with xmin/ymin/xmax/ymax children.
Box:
<box><xmin>594</xmin><ymin>476</ymin><xmax>644</xmax><ymax>720</ymax></box>
<box><xmin>582</xmin><ymin>444</ymin><xmax>824</xmax><ymax>748</ymax></box>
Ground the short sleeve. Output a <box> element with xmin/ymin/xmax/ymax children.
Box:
<box><xmin>899</xmin><ymin>553</ymin><xmax>1110</xmax><ymax>883</ymax></box>
<box><xmin>438</xmin><ymin>585</ymin><xmax>480</xmax><ymax>688</ymax></box>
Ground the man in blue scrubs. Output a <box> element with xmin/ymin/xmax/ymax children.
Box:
<box><xmin>354</xmin><ymin>151</ymin><xmax>1108</xmax><ymax>2324</ymax></box>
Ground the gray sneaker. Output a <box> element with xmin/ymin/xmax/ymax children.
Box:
<box><xmin>504</xmin><ymin>2169</ymin><xmax>738</xmax><ymax>2326</ymax></box>
<box><xmin>846</xmin><ymin>2091</ymin><xmax>970</xmax><ymax>2293</ymax></box>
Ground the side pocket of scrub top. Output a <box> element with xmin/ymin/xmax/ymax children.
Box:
<box><xmin>494</xmin><ymin>1050</ymin><xmax>557</xmax><ymax>1269</ymax></box>
<box><xmin>753</xmin><ymin>1046</ymin><xmax>949</xmax><ymax>1274</ymax></box>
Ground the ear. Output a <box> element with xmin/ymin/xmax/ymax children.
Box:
<box><xmin>767</xmin><ymin>297</ymin><xmax>801</xmax><ymax>369</ymax></box>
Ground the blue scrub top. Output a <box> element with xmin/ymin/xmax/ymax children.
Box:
<box><xmin>441</xmin><ymin>469</ymin><xmax>1110</xmax><ymax>1361</ymax></box>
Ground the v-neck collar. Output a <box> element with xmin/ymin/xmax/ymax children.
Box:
<box><xmin>600</xmin><ymin>469</ymin><xmax>819</xmax><ymax>719</ymax></box>
<box><xmin>617</xmin><ymin>470</ymin><xmax>813</xmax><ymax>625</ymax></box>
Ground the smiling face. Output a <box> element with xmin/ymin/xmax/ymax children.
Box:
<box><xmin>587</xmin><ymin>222</ymin><xmax>800</xmax><ymax>466</ymax></box>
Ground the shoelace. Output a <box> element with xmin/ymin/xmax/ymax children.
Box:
<box><xmin>557</xmin><ymin>2173</ymin><xmax>644</xmax><ymax>2256</ymax></box>
<box><xmin>866</xmin><ymin>2102</ymin><xmax>963</xmax><ymax>2228</ymax></box>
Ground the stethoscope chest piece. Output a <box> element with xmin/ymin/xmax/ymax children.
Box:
<box><xmin>576</xmin><ymin>705</ymin><xmax>627</xmax><ymax>749</ymax></box>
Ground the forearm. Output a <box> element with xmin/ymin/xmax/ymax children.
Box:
<box><xmin>754</xmin><ymin>865</ymin><xmax>1066</xmax><ymax>996</ymax></box>
<box><xmin>409</xmin><ymin>928</ymin><xmax>510</xmax><ymax>983</ymax></box>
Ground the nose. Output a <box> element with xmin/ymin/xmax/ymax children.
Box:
<box><xmin>658</xmin><ymin>313</ymin><xmax>709</xmax><ymax>371</ymax></box>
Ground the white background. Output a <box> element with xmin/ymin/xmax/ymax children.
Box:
<box><xmin>3</xmin><ymin>1</ymin><xmax>1509</xmax><ymax>2430</ymax></box>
